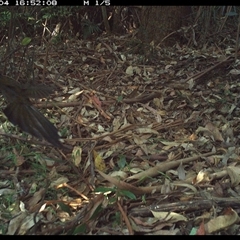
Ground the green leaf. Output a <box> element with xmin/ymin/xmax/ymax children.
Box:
<box><xmin>21</xmin><ymin>37</ymin><xmax>32</xmax><ymax>46</ymax></box>
<box><xmin>58</xmin><ymin>202</ymin><xmax>72</xmax><ymax>216</ymax></box>
<box><xmin>189</xmin><ymin>227</ymin><xmax>198</xmax><ymax>235</ymax></box>
<box><xmin>117</xmin><ymin>155</ymin><xmax>127</xmax><ymax>169</ymax></box>
<box><xmin>72</xmin><ymin>223</ymin><xmax>87</xmax><ymax>234</ymax></box>
<box><xmin>119</xmin><ymin>190</ymin><xmax>136</xmax><ymax>200</ymax></box>
<box><xmin>117</xmin><ymin>95</ymin><xmax>123</xmax><ymax>102</ymax></box>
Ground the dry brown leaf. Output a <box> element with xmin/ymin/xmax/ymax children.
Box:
<box><xmin>177</xmin><ymin>162</ymin><xmax>186</xmax><ymax>180</ymax></box>
<box><xmin>206</xmin><ymin>122</ymin><xmax>224</xmax><ymax>141</ymax></box>
<box><xmin>7</xmin><ymin>211</ymin><xmax>42</xmax><ymax>235</ymax></box>
<box><xmin>226</xmin><ymin>166</ymin><xmax>240</xmax><ymax>187</ymax></box>
<box><xmin>197</xmin><ymin>221</ymin><xmax>206</xmax><ymax>235</ymax></box>
<box><xmin>50</xmin><ymin>176</ymin><xmax>69</xmax><ymax>188</ymax></box>
<box><xmin>204</xmin><ymin>208</ymin><xmax>239</xmax><ymax>234</ymax></box>
<box><xmin>151</xmin><ymin>211</ymin><xmax>187</xmax><ymax>223</ymax></box>
<box><xmin>192</xmin><ymin>170</ymin><xmax>211</xmax><ymax>185</ymax></box>
<box><xmin>72</xmin><ymin>146</ymin><xmax>82</xmax><ymax>167</ymax></box>
<box><xmin>94</xmin><ymin>150</ymin><xmax>107</xmax><ymax>172</ymax></box>
<box><xmin>27</xmin><ymin>188</ymin><xmax>45</xmax><ymax>210</ymax></box>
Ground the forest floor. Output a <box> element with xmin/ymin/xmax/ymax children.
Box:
<box><xmin>1</xmin><ymin>33</ymin><xmax>240</xmax><ymax>235</ymax></box>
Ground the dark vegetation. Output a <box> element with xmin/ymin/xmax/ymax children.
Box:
<box><xmin>0</xmin><ymin>6</ymin><xmax>240</xmax><ymax>235</ymax></box>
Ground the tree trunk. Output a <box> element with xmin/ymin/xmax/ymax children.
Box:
<box><xmin>138</xmin><ymin>6</ymin><xmax>192</xmax><ymax>46</ymax></box>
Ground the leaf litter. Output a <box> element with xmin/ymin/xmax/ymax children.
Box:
<box><xmin>1</xmin><ymin>35</ymin><xmax>240</xmax><ymax>235</ymax></box>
